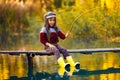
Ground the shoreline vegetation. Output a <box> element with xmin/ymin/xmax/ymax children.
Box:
<box><xmin>0</xmin><ymin>0</ymin><xmax>120</xmax><ymax>50</ymax></box>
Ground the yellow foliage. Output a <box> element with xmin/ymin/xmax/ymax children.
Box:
<box><xmin>75</xmin><ymin>0</ymin><xmax>81</xmax><ymax>7</ymax></box>
<box><xmin>101</xmin><ymin>0</ymin><xmax>114</xmax><ymax>10</ymax></box>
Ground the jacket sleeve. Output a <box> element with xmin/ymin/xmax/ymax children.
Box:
<box><xmin>40</xmin><ymin>27</ymin><xmax>48</xmax><ymax>45</ymax></box>
<box><xmin>40</xmin><ymin>33</ymin><xmax>48</xmax><ymax>45</ymax></box>
<box><xmin>57</xmin><ymin>27</ymin><xmax>66</xmax><ymax>39</ymax></box>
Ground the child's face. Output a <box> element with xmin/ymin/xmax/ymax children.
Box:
<box><xmin>48</xmin><ymin>17</ymin><xmax>55</xmax><ymax>27</ymax></box>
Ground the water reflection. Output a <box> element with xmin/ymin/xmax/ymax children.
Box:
<box><xmin>0</xmin><ymin>52</ymin><xmax>120</xmax><ymax>80</ymax></box>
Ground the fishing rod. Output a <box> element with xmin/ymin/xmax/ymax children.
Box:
<box><xmin>68</xmin><ymin>7</ymin><xmax>101</xmax><ymax>33</ymax></box>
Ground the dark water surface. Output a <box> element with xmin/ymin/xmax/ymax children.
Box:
<box><xmin>0</xmin><ymin>52</ymin><xmax>120</xmax><ymax>80</ymax></box>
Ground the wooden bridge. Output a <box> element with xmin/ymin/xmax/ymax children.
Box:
<box><xmin>0</xmin><ymin>48</ymin><xmax>120</xmax><ymax>78</ymax></box>
<box><xmin>0</xmin><ymin>48</ymin><xmax>120</xmax><ymax>55</ymax></box>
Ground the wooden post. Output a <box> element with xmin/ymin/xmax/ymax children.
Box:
<box><xmin>27</xmin><ymin>54</ymin><xmax>35</xmax><ymax>79</ymax></box>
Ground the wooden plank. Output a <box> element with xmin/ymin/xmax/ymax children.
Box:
<box><xmin>0</xmin><ymin>48</ymin><xmax>120</xmax><ymax>55</ymax></box>
<box><xmin>0</xmin><ymin>50</ymin><xmax>54</xmax><ymax>55</ymax></box>
<box><xmin>68</xmin><ymin>48</ymin><xmax>120</xmax><ymax>54</ymax></box>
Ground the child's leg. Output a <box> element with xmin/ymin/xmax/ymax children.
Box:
<box><xmin>56</xmin><ymin>45</ymin><xmax>74</xmax><ymax>65</ymax></box>
<box><xmin>45</xmin><ymin>46</ymin><xmax>70</xmax><ymax>71</ymax></box>
<box><xmin>56</xmin><ymin>45</ymin><xmax>80</xmax><ymax>71</ymax></box>
<box><xmin>55</xmin><ymin>45</ymin><xmax>70</xmax><ymax>59</ymax></box>
<box><xmin>45</xmin><ymin>46</ymin><xmax>61</xmax><ymax>59</ymax></box>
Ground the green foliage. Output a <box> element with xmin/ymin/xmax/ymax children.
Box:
<box><xmin>0</xmin><ymin>0</ymin><xmax>120</xmax><ymax>50</ymax></box>
<box><xmin>0</xmin><ymin>4</ymin><xmax>30</xmax><ymax>49</ymax></box>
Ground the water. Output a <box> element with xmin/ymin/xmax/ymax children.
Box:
<box><xmin>0</xmin><ymin>52</ymin><xmax>120</xmax><ymax>80</ymax></box>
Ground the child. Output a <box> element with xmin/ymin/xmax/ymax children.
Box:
<box><xmin>40</xmin><ymin>12</ymin><xmax>80</xmax><ymax>72</ymax></box>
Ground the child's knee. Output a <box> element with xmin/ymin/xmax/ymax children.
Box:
<box><xmin>61</xmin><ymin>48</ymin><xmax>67</xmax><ymax>53</ymax></box>
<box><xmin>53</xmin><ymin>47</ymin><xmax>59</xmax><ymax>53</ymax></box>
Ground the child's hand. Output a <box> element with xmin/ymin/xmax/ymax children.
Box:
<box><xmin>65</xmin><ymin>31</ymin><xmax>70</xmax><ymax>38</ymax></box>
<box><xmin>49</xmin><ymin>44</ymin><xmax>56</xmax><ymax>50</ymax></box>
<box><xmin>46</xmin><ymin>42</ymin><xmax>56</xmax><ymax>50</ymax></box>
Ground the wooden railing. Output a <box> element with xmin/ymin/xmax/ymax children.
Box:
<box><xmin>0</xmin><ymin>48</ymin><xmax>120</xmax><ymax>55</ymax></box>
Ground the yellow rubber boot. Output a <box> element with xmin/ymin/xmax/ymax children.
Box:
<box><xmin>67</xmin><ymin>67</ymin><xmax>75</xmax><ymax>76</ymax></box>
<box><xmin>57</xmin><ymin>57</ymin><xmax>66</xmax><ymax>68</ymax></box>
<box><xmin>57</xmin><ymin>57</ymin><xmax>70</xmax><ymax>72</ymax></box>
<box><xmin>58</xmin><ymin>67</ymin><xmax>65</xmax><ymax>77</ymax></box>
<box><xmin>66</xmin><ymin>56</ymin><xmax>80</xmax><ymax>72</ymax></box>
<box><xmin>66</xmin><ymin>56</ymin><xmax>75</xmax><ymax>67</ymax></box>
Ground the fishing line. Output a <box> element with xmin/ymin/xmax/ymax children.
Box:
<box><xmin>68</xmin><ymin>7</ymin><xmax>101</xmax><ymax>33</ymax></box>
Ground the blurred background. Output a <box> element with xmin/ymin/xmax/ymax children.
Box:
<box><xmin>0</xmin><ymin>0</ymin><xmax>120</xmax><ymax>50</ymax></box>
<box><xmin>0</xmin><ymin>0</ymin><xmax>120</xmax><ymax>80</ymax></box>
